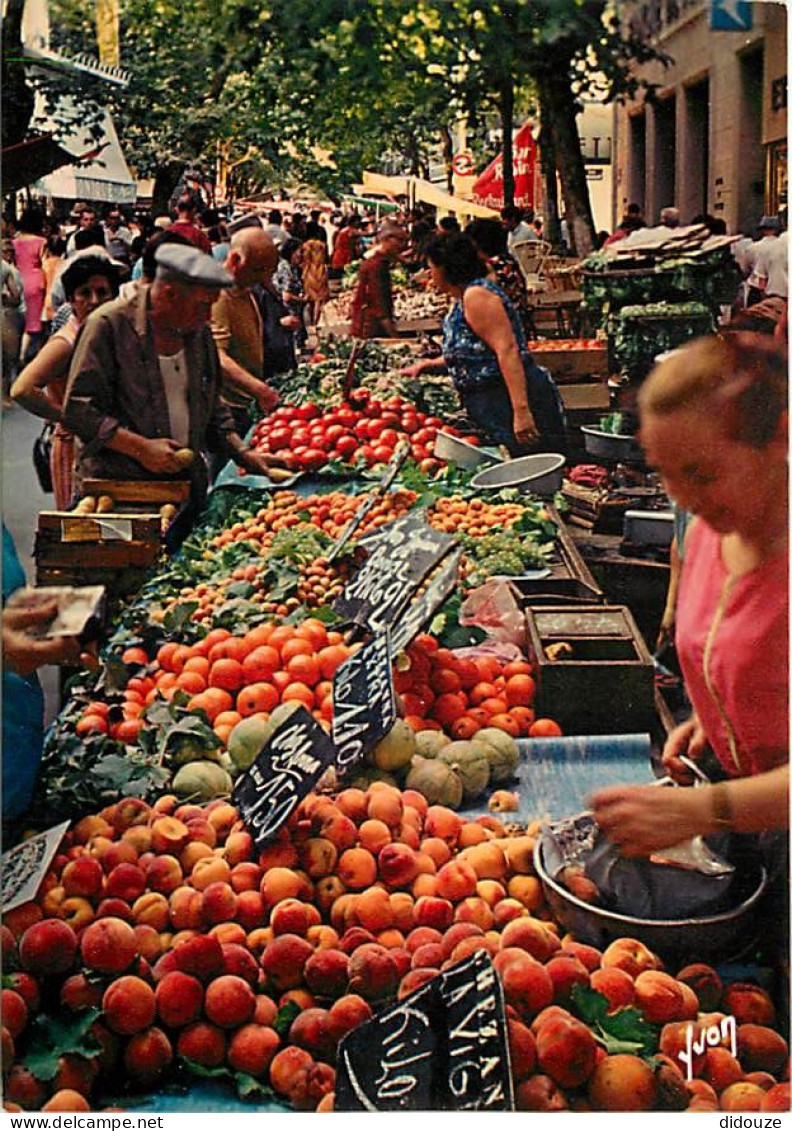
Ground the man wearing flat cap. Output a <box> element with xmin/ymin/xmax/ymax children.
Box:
<box><xmin>739</xmin><ymin>214</ymin><xmax>783</xmax><ymax>307</ymax></box>
<box><xmin>63</xmin><ymin>244</ymin><xmax>275</xmax><ymax>512</ymax></box>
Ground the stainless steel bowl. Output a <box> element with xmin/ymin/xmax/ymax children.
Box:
<box><xmin>470</xmin><ymin>453</ymin><xmax>566</xmax><ymax>497</ymax></box>
<box><xmin>534</xmin><ymin>837</ymin><xmax>768</xmax><ymax>962</ymax></box>
<box><xmin>433</xmin><ymin>431</ymin><xmax>497</xmax><ymax>470</ymax></box>
<box><xmin>580</xmin><ymin>426</ymin><xmax>645</xmax><ymax>464</ymax></box>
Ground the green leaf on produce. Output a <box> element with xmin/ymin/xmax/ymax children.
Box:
<box><xmin>570</xmin><ymin>985</ymin><xmax>658</xmax><ymax>1057</ymax></box>
<box><xmin>235</xmin><ymin>1072</ymin><xmax>276</xmax><ymax>1101</ymax></box>
<box><xmin>22</xmin><ymin>1008</ymin><xmax>101</xmax><ymax>1082</ymax></box>
<box><xmin>179</xmin><ymin>1057</ymin><xmax>234</xmax><ymax>1082</ymax></box>
<box><xmin>273</xmin><ymin>1000</ymin><xmax>301</xmax><ymax>1039</ymax></box>
<box><xmin>285</xmin><ymin>603</ymin><xmax>343</xmax><ymax>626</ymax></box>
<box><xmin>225</xmin><ymin>581</ymin><xmax>255</xmax><ymax>599</ymax></box>
<box><xmin>163</xmin><ymin>600</ymin><xmax>200</xmax><ymax>635</ymax></box>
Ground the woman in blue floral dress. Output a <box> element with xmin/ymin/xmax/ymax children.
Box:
<box><xmin>401</xmin><ymin>232</ymin><xmax>566</xmax><ymax>455</ymax></box>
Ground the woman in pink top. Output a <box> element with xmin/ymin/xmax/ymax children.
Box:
<box><xmin>12</xmin><ymin>207</ymin><xmax>47</xmax><ymax>361</ymax></box>
<box><xmin>591</xmin><ymin>333</ymin><xmax>788</xmax><ymax>854</ymax></box>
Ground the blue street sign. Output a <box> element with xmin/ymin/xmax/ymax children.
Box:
<box><xmin>711</xmin><ymin>0</ymin><xmax>753</xmax><ymax>31</ymax></box>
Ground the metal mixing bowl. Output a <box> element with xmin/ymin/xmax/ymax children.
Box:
<box><xmin>534</xmin><ymin>837</ymin><xmax>768</xmax><ymax>962</ymax></box>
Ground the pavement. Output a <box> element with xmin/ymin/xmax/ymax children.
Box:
<box><xmin>2</xmin><ymin>399</ymin><xmax>62</xmax><ymax>723</ymax></box>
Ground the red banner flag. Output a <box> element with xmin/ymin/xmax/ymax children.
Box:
<box><xmin>471</xmin><ymin>122</ymin><xmax>538</xmax><ymax>211</ymax></box>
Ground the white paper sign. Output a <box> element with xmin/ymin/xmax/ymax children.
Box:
<box><xmin>1</xmin><ymin>822</ymin><xmax>71</xmax><ymax>912</ymax></box>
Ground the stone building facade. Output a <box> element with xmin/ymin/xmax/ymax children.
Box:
<box><xmin>612</xmin><ymin>0</ymin><xmax>787</xmax><ymax>233</ymax></box>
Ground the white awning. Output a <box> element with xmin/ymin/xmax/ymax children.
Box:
<box><xmin>33</xmin><ymin>98</ymin><xmax>136</xmax><ymax>204</ymax></box>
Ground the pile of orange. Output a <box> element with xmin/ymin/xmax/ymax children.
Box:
<box><xmin>77</xmin><ymin>622</ymin><xmax>354</xmax><ymax>748</ymax></box>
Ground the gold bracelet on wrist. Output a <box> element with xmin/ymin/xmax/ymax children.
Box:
<box><xmin>710</xmin><ymin>782</ymin><xmax>733</xmax><ymax>832</ymax></box>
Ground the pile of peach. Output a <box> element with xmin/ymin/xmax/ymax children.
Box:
<box><xmin>3</xmin><ymin>785</ymin><xmax>790</xmax><ymax>1114</ymax></box>
<box><xmin>210</xmin><ymin>488</ymin><xmax>418</xmax><ymax>551</ymax></box>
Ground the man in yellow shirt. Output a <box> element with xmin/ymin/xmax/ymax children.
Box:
<box><xmin>211</xmin><ymin>227</ymin><xmax>281</xmax><ymax>437</ymax></box>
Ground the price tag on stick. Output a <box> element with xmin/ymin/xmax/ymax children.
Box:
<box><xmin>390</xmin><ymin>547</ymin><xmax>463</xmax><ymax>654</ymax></box>
<box><xmin>328</xmin><ymin>441</ymin><xmax>411</xmax><ymax>563</ymax></box>
<box><xmin>332</xmin><ymin>629</ymin><xmax>396</xmax><ymax>774</ymax></box>
<box><xmin>333</xmin><ymin>513</ymin><xmax>456</xmax><ymax>633</ymax></box>
<box><xmin>232</xmin><ymin>706</ymin><xmax>337</xmax><ymax>851</ymax></box>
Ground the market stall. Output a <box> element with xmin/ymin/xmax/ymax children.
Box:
<box><xmin>2</xmin><ymin>339</ymin><xmax>787</xmax><ymax>1118</ymax></box>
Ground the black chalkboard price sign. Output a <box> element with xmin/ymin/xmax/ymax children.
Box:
<box><xmin>332</xmin><ymin>630</ymin><xmax>396</xmax><ymax>774</ymax></box>
<box><xmin>334</xmin><ymin>951</ymin><xmax>514</xmax><ymax>1112</ymax></box>
<box><xmin>440</xmin><ymin>950</ymin><xmax>515</xmax><ymax>1111</ymax></box>
<box><xmin>232</xmin><ymin>705</ymin><xmax>336</xmax><ymax>851</ymax></box>
<box><xmin>390</xmin><ymin>546</ymin><xmax>463</xmax><ymax>654</ymax></box>
<box><xmin>334</xmin><ymin>976</ymin><xmax>443</xmax><ymax>1111</ymax></box>
<box><xmin>333</xmin><ymin>512</ymin><xmax>455</xmax><ymax>633</ymax></box>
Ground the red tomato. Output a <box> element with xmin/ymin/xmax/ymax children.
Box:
<box><xmin>364</xmin><ymin>399</ymin><xmax>384</xmax><ymax>418</ymax></box>
<box><xmin>400</xmin><ymin>415</ymin><xmax>419</xmax><ymax>434</ymax></box>
<box><xmin>299</xmin><ymin>448</ymin><xmax>327</xmax><ymax>469</ymax></box>
<box><xmin>348</xmin><ymin>388</ymin><xmax>370</xmax><ymax>406</ymax></box>
<box><xmin>372</xmin><ymin>444</ymin><xmax>394</xmax><ymax>463</ymax></box>
<box><xmin>324</xmin><ymin>424</ymin><xmax>345</xmax><ymax>445</ymax></box>
<box><xmin>354</xmin><ymin>421</ymin><xmax>370</xmax><ymax>440</ymax></box>
<box><xmin>290</xmin><ymin>428</ymin><xmax>311</xmax><ymax>448</ymax></box>
<box><xmin>384</xmin><ymin>396</ymin><xmax>405</xmax><ymax>410</ymax></box>
<box><xmin>379</xmin><ymin>428</ymin><xmax>400</xmax><ymax>447</ymax></box>
<box><xmin>336</xmin><ymin>435</ymin><xmax>358</xmax><ymax>458</ymax></box>
<box><xmin>366</xmin><ymin>419</ymin><xmax>386</xmax><ymax>440</ymax></box>
<box><xmin>337</xmin><ymin>407</ymin><xmax>358</xmax><ymax>426</ymax></box>
<box><xmin>268</xmin><ymin>427</ymin><xmax>292</xmax><ymax>451</ymax></box>
<box><xmin>380</xmin><ymin>412</ymin><xmax>400</xmax><ymax>428</ymax></box>
<box><xmin>358</xmin><ymin>444</ymin><xmax>376</xmax><ymax>465</ymax></box>
<box><xmin>296</xmin><ymin>402</ymin><xmax>320</xmax><ymax>421</ymax></box>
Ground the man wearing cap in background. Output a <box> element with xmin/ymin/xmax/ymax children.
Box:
<box><xmin>737</xmin><ymin>214</ymin><xmax>783</xmax><ymax>307</ymax></box>
<box><xmin>211</xmin><ymin>226</ymin><xmax>280</xmax><ymax>439</ymax></box>
<box><xmin>63</xmin><ymin>243</ymin><xmax>274</xmax><ymax>521</ymax></box>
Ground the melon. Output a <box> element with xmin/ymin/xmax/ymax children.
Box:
<box><xmin>414</xmin><ymin>730</ymin><xmax>452</xmax><ymax>758</ymax></box>
<box><xmin>346</xmin><ymin>765</ymin><xmax>400</xmax><ymax>791</ymax></box>
<box><xmin>475</xmin><ymin>727</ymin><xmax>520</xmax><ymax>783</ymax></box>
<box><xmin>406</xmin><ymin>756</ymin><xmax>463</xmax><ymax>809</ymax></box>
<box><xmin>438</xmin><ymin>740</ymin><xmax>491</xmax><ymax>802</ymax></box>
<box><xmin>227</xmin><ymin>715</ymin><xmax>272</xmax><ymax>772</ymax></box>
<box><xmin>369</xmin><ymin>719</ymin><xmax>417</xmax><ymax>773</ymax></box>
<box><xmin>172</xmin><ymin>761</ymin><xmax>234</xmax><ymax>801</ymax></box>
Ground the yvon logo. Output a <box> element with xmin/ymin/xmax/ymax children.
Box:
<box><xmin>678</xmin><ymin>1014</ymin><xmax>737</xmax><ymax>1081</ymax></box>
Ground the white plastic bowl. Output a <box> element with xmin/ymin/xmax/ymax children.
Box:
<box><xmin>470</xmin><ymin>453</ymin><xmax>565</xmax><ymax>497</ymax></box>
<box><xmin>433</xmin><ymin>431</ymin><xmax>497</xmax><ymax>469</ymax></box>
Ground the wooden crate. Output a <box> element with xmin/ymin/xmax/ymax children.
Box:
<box><xmin>81</xmin><ymin>479</ymin><xmax>191</xmax><ymax>506</ymax></box>
<box><xmin>531</xmin><ymin>345</ymin><xmax>608</xmax><ymax>383</ymax></box>
<box><xmin>525</xmin><ymin>604</ymin><xmax>655</xmax><ymax>735</ymax></box>
<box><xmin>35</xmin><ymin>510</ymin><xmax>164</xmax><ymax>595</ymax></box>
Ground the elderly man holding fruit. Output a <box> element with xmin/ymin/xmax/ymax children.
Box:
<box><xmin>63</xmin><ymin>244</ymin><xmax>274</xmax><ymax>507</ymax></box>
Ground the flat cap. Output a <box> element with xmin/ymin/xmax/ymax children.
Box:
<box><xmin>154</xmin><ymin>243</ymin><xmax>232</xmax><ymax>287</ymax></box>
<box><xmin>758</xmin><ymin>215</ymin><xmax>781</xmax><ymax>232</ymax></box>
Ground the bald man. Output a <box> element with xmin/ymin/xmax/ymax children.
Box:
<box><xmin>211</xmin><ymin>227</ymin><xmax>280</xmax><ymax>436</ymax></box>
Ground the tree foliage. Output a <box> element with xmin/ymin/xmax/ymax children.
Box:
<box><xmin>33</xmin><ymin>0</ymin><xmax>666</xmax><ymax>244</ymax></box>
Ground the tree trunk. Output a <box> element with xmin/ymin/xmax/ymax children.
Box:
<box><xmin>499</xmin><ymin>78</ymin><xmax>515</xmax><ymax>209</ymax></box>
<box><xmin>152</xmin><ymin>162</ymin><xmax>185</xmax><ymax>218</ymax></box>
<box><xmin>441</xmin><ymin>124</ymin><xmax>454</xmax><ymax>194</ymax></box>
<box><xmin>537</xmin><ymin>115</ymin><xmax>560</xmax><ymax>248</ymax></box>
<box><xmin>537</xmin><ymin>72</ymin><xmax>595</xmax><ymax>257</ymax></box>
<box><xmin>2</xmin><ymin>0</ymin><xmax>34</xmax><ymax>150</ymax></box>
